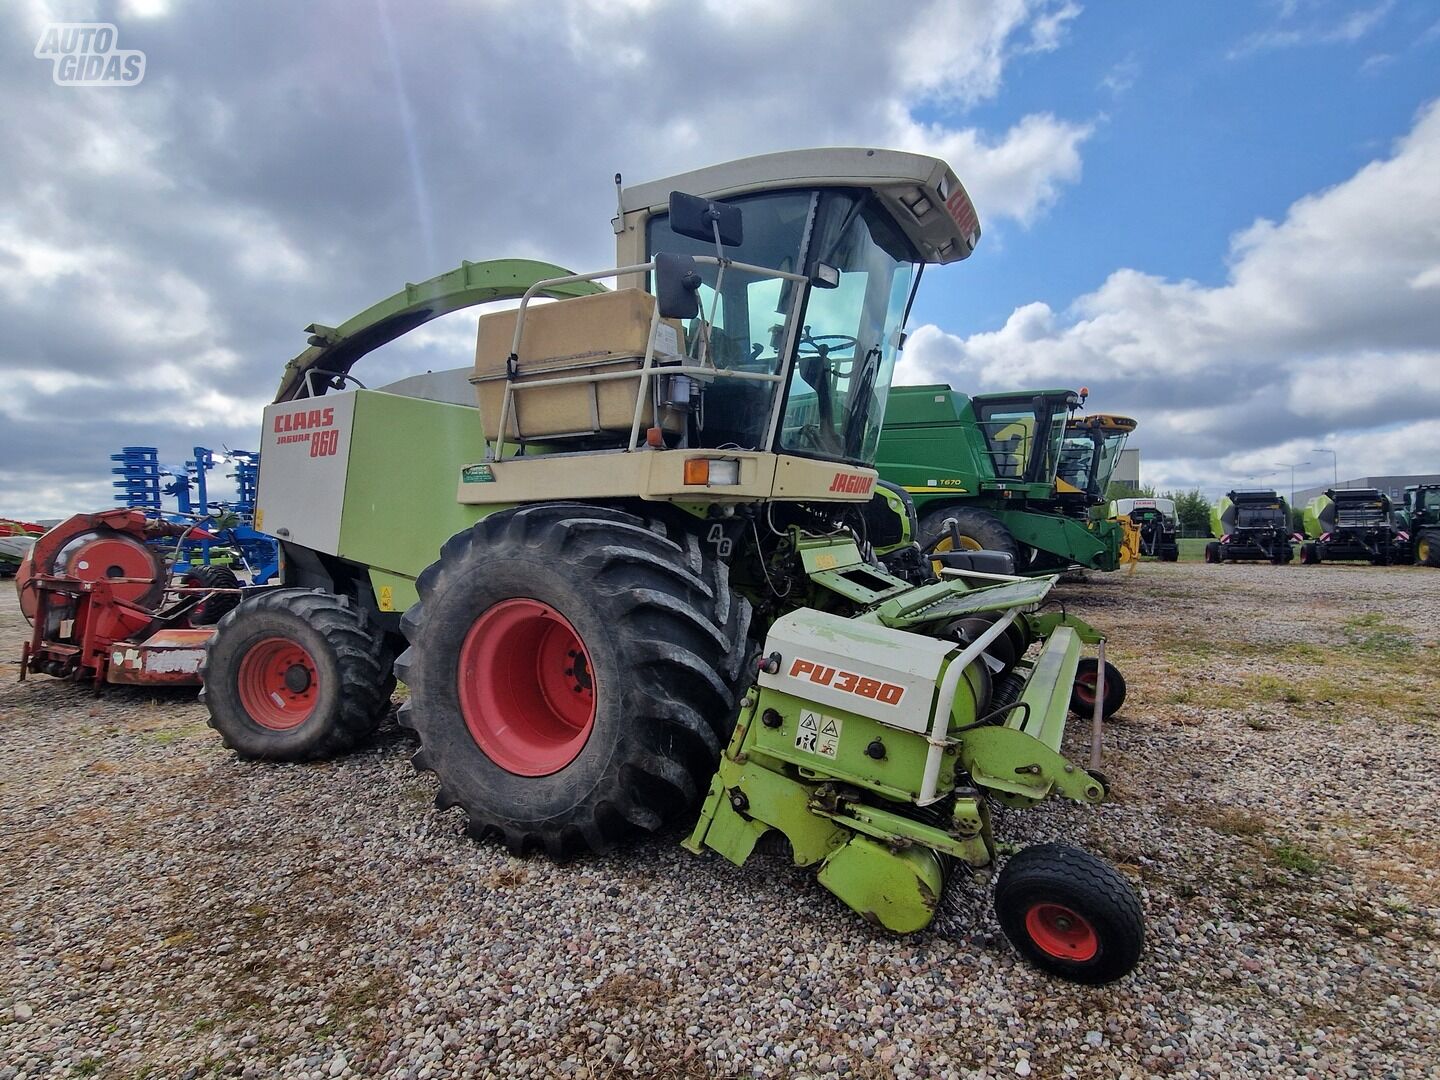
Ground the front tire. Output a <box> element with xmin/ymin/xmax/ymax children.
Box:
<box><xmin>995</xmin><ymin>843</ymin><xmax>1144</xmax><ymax>984</ymax></box>
<box><xmin>201</xmin><ymin>588</ymin><xmax>392</xmax><ymax>760</ymax></box>
<box><xmin>397</xmin><ymin>504</ymin><xmax>752</xmax><ymax>859</ymax></box>
<box><xmin>919</xmin><ymin>506</ymin><xmax>1021</xmax><ymax>566</ymax></box>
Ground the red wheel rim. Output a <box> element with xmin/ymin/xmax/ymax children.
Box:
<box><xmin>458</xmin><ymin>599</ymin><xmax>596</xmax><ymax>776</ymax></box>
<box><xmin>1074</xmin><ymin>671</ymin><xmax>1098</xmax><ymax>705</ymax></box>
<box><xmin>1025</xmin><ymin>902</ymin><xmax>1099</xmax><ymax>962</ymax></box>
<box><xmin>237</xmin><ymin>637</ymin><xmax>320</xmax><ymax>731</ymax></box>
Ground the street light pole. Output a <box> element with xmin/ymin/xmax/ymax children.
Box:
<box><xmin>1311</xmin><ymin>447</ymin><xmax>1337</xmax><ymax>487</ymax></box>
<box><xmin>1275</xmin><ymin>461</ymin><xmax>1310</xmax><ymax>526</ymax></box>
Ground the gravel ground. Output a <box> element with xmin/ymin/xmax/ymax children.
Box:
<box><xmin>2</xmin><ymin>563</ymin><xmax>1438</xmax><ymax>1079</ymax></box>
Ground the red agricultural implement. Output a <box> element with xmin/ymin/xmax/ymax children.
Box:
<box><xmin>16</xmin><ymin>509</ymin><xmax>241</xmax><ymax>686</ymax></box>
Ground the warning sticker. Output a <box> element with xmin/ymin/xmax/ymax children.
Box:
<box><xmin>794</xmin><ymin>709</ymin><xmax>841</xmax><ymax>759</ymax></box>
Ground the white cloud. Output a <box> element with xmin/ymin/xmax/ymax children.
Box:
<box><xmin>900</xmin><ymin>98</ymin><xmax>1440</xmax><ymax>495</ymax></box>
<box><xmin>0</xmin><ymin>0</ymin><xmax>1097</xmax><ymax>516</ymax></box>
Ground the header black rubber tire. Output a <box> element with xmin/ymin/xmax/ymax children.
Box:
<box><xmin>1070</xmin><ymin>657</ymin><xmax>1126</xmax><ymax>719</ymax></box>
<box><xmin>995</xmin><ymin>843</ymin><xmax>1144</xmax><ymax>984</ymax></box>
<box><xmin>184</xmin><ymin>564</ymin><xmax>241</xmax><ymax>626</ymax></box>
<box><xmin>396</xmin><ymin>503</ymin><xmax>753</xmax><ymax>860</ymax></box>
<box><xmin>201</xmin><ymin>588</ymin><xmax>391</xmax><ymax>761</ymax></box>
<box><xmin>919</xmin><ymin>506</ymin><xmax>1021</xmax><ymax>563</ymax></box>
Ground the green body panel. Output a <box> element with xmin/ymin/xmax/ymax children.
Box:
<box><xmin>816</xmin><ymin>836</ymin><xmax>945</xmax><ymax>933</ymax></box>
<box><xmin>337</xmin><ymin>391</ymin><xmax>508</xmax><ymax>608</ymax></box>
<box><xmin>864</xmin><ymin>576</ymin><xmax>1053</xmax><ymax>629</ymax></box>
<box><xmin>1301</xmin><ymin>494</ymin><xmax>1330</xmax><ymax>539</ymax></box>
<box><xmin>748</xmin><ymin>686</ymin><xmax>969</xmax><ymax>803</ymax></box>
<box><xmin>876</xmin><ymin>385</ymin><xmax>1124</xmax><ymax>572</ymax></box>
<box><xmin>997</xmin><ymin>508</ymin><xmax>1124</xmax><ymax>571</ymax></box>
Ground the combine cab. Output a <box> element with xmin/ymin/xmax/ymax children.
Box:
<box><xmin>877</xmin><ymin>389</ymin><xmax>1136</xmax><ymax>573</ymax></box>
<box><xmin>1112</xmin><ymin>498</ymin><xmax>1179</xmax><ymax>562</ymax></box>
<box><xmin>1299</xmin><ymin>488</ymin><xmax>1407</xmax><ymax>565</ymax></box>
<box><xmin>1205</xmin><ymin>490</ymin><xmax>1293</xmax><ymax>564</ymax></box>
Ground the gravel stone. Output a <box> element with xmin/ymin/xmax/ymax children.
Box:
<box><xmin>2</xmin><ymin>564</ymin><xmax>1438</xmax><ymax>1077</ymax></box>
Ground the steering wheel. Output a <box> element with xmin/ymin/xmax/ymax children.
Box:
<box><xmin>798</xmin><ymin>331</ymin><xmax>859</xmax><ymax>362</ymax></box>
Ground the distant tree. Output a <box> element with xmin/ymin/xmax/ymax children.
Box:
<box><xmin>1105</xmin><ymin>482</ymin><xmax>1155</xmax><ymax>503</ymax></box>
<box><xmin>1163</xmin><ymin>489</ymin><xmax>1213</xmax><ymax>535</ymax></box>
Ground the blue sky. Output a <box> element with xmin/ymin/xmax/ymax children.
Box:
<box><xmin>915</xmin><ymin>1</ymin><xmax>1440</xmax><ymax>330</ymax></box>
<box><xmin>1</xmin><ymin>0</ymin><xmax>1438</xmax><ymax>514</ymax></box>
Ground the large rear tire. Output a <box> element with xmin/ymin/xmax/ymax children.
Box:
<box><xmin>396</xmin><ymin>504</ymin><xmax>752</xmax><ymax>859</ymax></box>
<box><xmin>1419</xmin><ymin>530</ymin><xmax>1440</xmax><ymax>567</ymax></box>
<box><xmin>201</xmin><ymin>588</ymin><xmax>392</xmax><ymax>760</ymax></box>
<box><xmin>919</xmin><ymin>506</ymin><xmax>1021</xmax><ymax>567</ymax></box>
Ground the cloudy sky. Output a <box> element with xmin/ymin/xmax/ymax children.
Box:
<box><xmin>2</xmin><ymin>0</ymin><xmax>1438</xmax><ymax>518</ymax></box>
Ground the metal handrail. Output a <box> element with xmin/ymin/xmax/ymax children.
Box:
<box><xmin>487</xmin><ymin>256</ymin><xmax>809</xmax><ymax>461</ymax></box>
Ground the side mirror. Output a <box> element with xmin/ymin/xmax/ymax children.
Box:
<box><xmin>654</xmin><ymin>251</ymin><xmax>703</xmax><ymax>320</ymax></box>
<box><xmin>669</xmin><ymin>191</ymin><xmax>743</xmax><ymax>247</ymax></box>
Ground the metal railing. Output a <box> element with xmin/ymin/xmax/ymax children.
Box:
<box><xmin>484</xmin><ymin>256</ymin><xmax>809</xmax><ymax>462</ymax></box>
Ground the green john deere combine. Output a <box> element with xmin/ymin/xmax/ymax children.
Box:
<box><xmin>1205</xmin><ymin>490</ymin><xmax>1293</xmax><ymax>564</ymax></box>
<box><xmin>1396</xmin><ymin>484</ymin><xmax>1440</xmax><ymax>567</ymax></box>
<box><xmin>876</xmin><ymin>387</ymin><xmax>1136</xmax><ymax>573</ymax></box>
<box><xmin>1299</xmin><ymin>488</ymin><xmax>1408</xmax><ymax>565</ymax></box>
<box><xmin>199</xmin><ymin>149</ymin><xmax>1143</xmax><ymax>982</ymax></box>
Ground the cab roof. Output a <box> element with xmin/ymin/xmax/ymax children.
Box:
<box><xmin>1067</xmin><ymin>413</ymin><xmax>1138</xmax><ymax>433</ymax></box>
<box><xmin>620</xmin><ymin>147</ymin><xmax>980</xmax><ymax>264</ymax></box>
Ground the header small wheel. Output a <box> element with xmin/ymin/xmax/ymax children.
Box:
<box><xmin>1070</xmin><ymin>657</ymin><xmax>1125</xmax><ymax>718</ymax></box>
<box><xmin>995</xmin><ymin>843</ymin><xmax>1143</xmax><ymax>984</ymax></box>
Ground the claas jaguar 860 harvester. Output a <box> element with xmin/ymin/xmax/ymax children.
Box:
<box><xmin>25</xmin><ymin>150</ymin><xmax>1144</xmax><ymax>982</ymax></box>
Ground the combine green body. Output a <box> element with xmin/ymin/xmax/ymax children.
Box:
<box><xmin>876</xmin><ymin>386</ymin><xmax>1130</xmax><ymax>572</ymax></box>
<box><xmin>1298</xmin><ymin>489</ymin><xmax>1406</xmax><ymax>565</ymax></box>
<box><xmin>1396</xmin><ymin>484</ymin><xmax>1440</xmax><ymax>567</ymax></box>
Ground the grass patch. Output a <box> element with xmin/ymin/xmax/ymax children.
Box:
<box><xmin>1251</xmin><ymin>675</ymin><xmax>1304</xmax><ymax>705</ymax></box>
<box><xmin>1183</xmin><ymin>805</ymin><xmax>1267</xmax><ymax>837</ymax></box>
<box><xmin>1271</xmin><ymin>840</ymin><xmax>1323</xmax><ymax>874</ymax></box>
<box><xmin>1342</xmin><ymin>613</ymin><xmax>1416</xmax><ymax>656</ymax></box>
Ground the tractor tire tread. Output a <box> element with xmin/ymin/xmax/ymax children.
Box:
<box><xmin>397</xmin><ymin>503</ymin><xmax>751</xmax><ymax>859</ymax></box>
<box><xmin>201</xmin><ymin>587</ymin><xmax>391</xmax><ymax>760</ymax></box>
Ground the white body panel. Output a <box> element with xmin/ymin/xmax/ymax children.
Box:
<box><xmin>758</xmin><ymin>609</ymin><xmax>953</xmax><ymax>733</ymax></box>
<box><xmin>256</xmin><ymin>392</ymin><xmax>357</xmax><ymax>555</ymax></box>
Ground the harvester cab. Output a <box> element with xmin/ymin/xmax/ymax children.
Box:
<box><xmin>1057</xmin><ymin>413</ymin><xmax>1138</xmax><ymax>510</ymax></box>
<box><xmin>191</xmin><ymin>149</ymin><xmax>1145</xmax><ymax>982</ymax></box>
<box><xmin>1205</xmin><ymin>489</ymin><xmax>1294</xmax><ymax>564</ymax></box>
<box><xmin>1110</xmin><ymin>497</ymin><xmax>1179</xmax><ymax>562</ymax></box>
<box><xmin>1299</xmin><ymin>488</ymin><xmax>1407</xmax><ymax>566</ymax></box>
<box><xmin>1397</xmin><ymin>484</ymin><xmax>1440</xmax><ymax>566</ymax></box>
